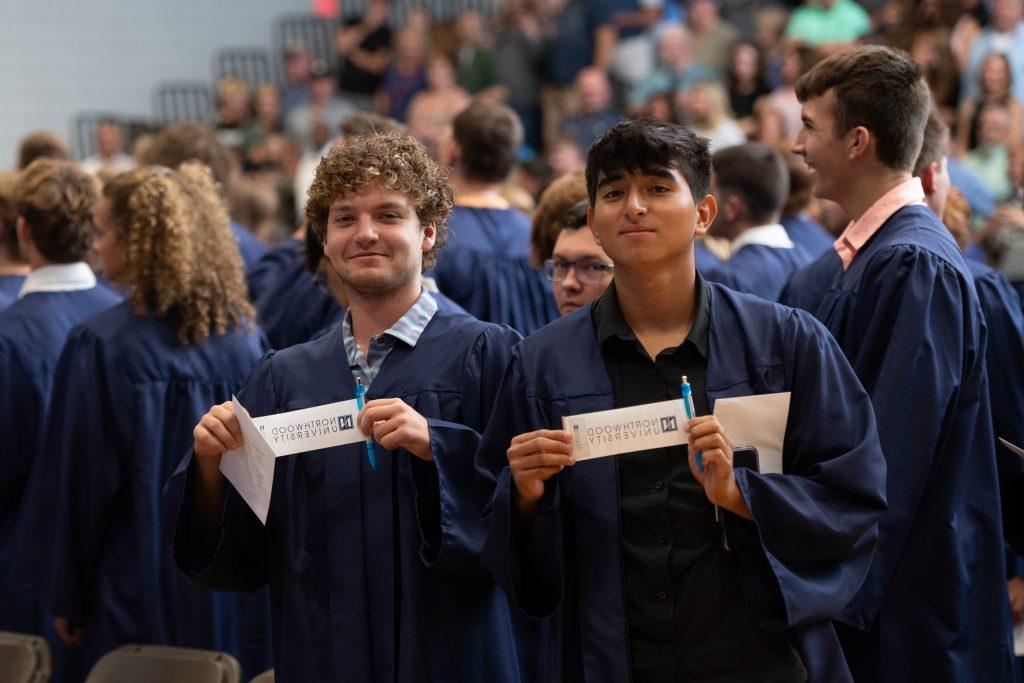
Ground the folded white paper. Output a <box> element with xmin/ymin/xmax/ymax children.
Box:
<box><xmin>219</xmin><ymin>397</ymin><xmax>368</xmax><ymax>524</ymax></box>
<box><xmin>219</xmin><ymin>396</ymin><xmax>278</xmax><ymax>524</ymax></box>
<box><xmin>712</xmin><ymin>392</ymin><xmax>790</xmax><ymax>474</ymax></box>
<box><xmin>563</xmin><ymin>400</ymin><xmax>689</xmax><ymax>461</ymax></box>
<box><xmin>252</xmin><ymin>399</ymin><xmax>364</xmax><ymax>457</ymax></box>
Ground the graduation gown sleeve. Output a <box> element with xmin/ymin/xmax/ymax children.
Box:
<box><xmin>164</xmin><ymin>352</ymin><xmax>277</xmax><ymax>593</ymax></box>
<box><xmin>410</xmin><ymin>325</ymin><xmax>519</xmax><ymax>574</ymax></box>
<box><xmin>725</xmin><ymin>307</ymin><xmax>887</xmax><ymax>630</ymax></box>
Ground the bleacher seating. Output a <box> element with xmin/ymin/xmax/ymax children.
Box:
<box><xmin>0</xmin><ymin>631</ymin><xmax>52</xmax><ymax>683</ymax></box>
<box><xmin>85</xmin><ymin>645</ymin><xmax>240</xmax><ymax>683</ymax></box>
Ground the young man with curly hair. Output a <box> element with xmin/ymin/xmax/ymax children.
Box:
<box><xmin>164</xmin><ymin>133</ymin><xmax>525</xmax><ymax>682</ymax></box>
<box><xmin>0</xmin><ymin>159</ymin><xmax>120</xmax><ymax>676</ymax></box>
<box><xmin>781</xmin><ymin>46</ymin><xmax>1014</xmax><ymax>680</ymax></box>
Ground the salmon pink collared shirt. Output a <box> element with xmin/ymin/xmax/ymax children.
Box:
<box><xmin>834</xmin><ymin>177</ymin><xmax>926</xmax><ymax>269</ymax></box>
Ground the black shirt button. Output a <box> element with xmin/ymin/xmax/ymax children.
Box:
<box><xmin>665</xmin><ymin>644</ymin><xmax>674</xmax><ymax>654</ymax></box>
<box><xmin>653</xmin><ymin>480</ymin><xmax>664</xmax><ymax>490</ymax></box>
<box><xmin>657</xmin><ymin>590</ymin><xmax>668</xmax><ymax>600</ymax></box>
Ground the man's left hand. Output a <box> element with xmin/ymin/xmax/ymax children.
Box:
<box><xmin>357</xmin><ymin>398</ymin><xmax>433</xmax><ymax>461</ymax></box>
<box><xmin>687</xmin><ymin>416</ymin><xmax>752</xmax><ymax>520</ymax></box>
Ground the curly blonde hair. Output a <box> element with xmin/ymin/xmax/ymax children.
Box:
<box><xmin>305</xmin><ymin>133</ymin><xmax>453</xmax><ymax>270</ymax></box>
<box><xmin>103</xmin><ymin>163</ymin><xmax>254</xmax><ymax>345</ymax></box>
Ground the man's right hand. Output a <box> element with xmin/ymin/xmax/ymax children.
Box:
<box><xmin>193</xmin><ymin>402</ymin><xmax>242</xmax><ymax>471</ymax></box>
<box><xmin>507</xmin><ymin>429</ymin><xmax>574</xmax><ymax>523</ymax></box>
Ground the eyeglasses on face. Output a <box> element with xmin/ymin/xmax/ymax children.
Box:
<box><xmin>543</xmin><ymin>257</ymin><xmax>615</xmax><ymax>284</ymax></box>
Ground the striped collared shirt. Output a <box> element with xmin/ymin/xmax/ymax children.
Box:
<box><xmin>342</xmin><ymin>288</ymin><xmax>438</xmax><ymax>389</ymax></box>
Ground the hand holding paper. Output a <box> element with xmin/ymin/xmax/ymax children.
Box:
<box><xmin>357</xmin><ymin>398</ymin><xmax>434</xmax><ymax>461</ymax></box>
<box><xmin>218</xmin><ymin>397</ymin><xmax>278</xmax><ymax>524</ymax></box>
<box><xmin>507</xmin><ymin>429</ymin><xmax>574</xmax><ymax>520</ymax></box>
<box><xmin>686</xmin><ymin>415</ymin><xmax>751</xmax><ymax>520</ymax></box>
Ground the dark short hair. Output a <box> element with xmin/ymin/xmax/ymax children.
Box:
<box><xmin>452</xmin><ymin>100</ymin><xmax>523</xmax><ymax>183</ymax></box>
<box><xmin>914</xmin><ymin>110</ymin><xmax>950</xmax><ymax>176</ymax></box>
<box><xmin>586</xmin><ymin>119</ymin><xmax>711</xmax><ymax>205</ymax></box>
<box><xmin>795</xmin><ymin>45</ymin><xmax>930</xmax><ymax>172</ymax></box>
<box><xmin>17</xmin><ymin>131</ymin><xmax>71</xmax><ymax>170</ymax></box>
<box><xmin>712</xmin><ymin>143</ymin><xmax>789</xmax><ymax>224</ymax></box>
<box><xmin>561</xmin><ymin>199</ymin><xmax>590</xmax><ymax>232</ymax></box>
<box><xmin>139</xmin><ymin>122</ymin><xmax>235</xmax><ymax>195</ymax></box>
<box><xmin>14</xmin><ymin>159</ymin><xmax>97</xmax><ymax>263</ymax></box>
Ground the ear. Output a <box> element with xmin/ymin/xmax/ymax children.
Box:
<box><xmin>723</xmin><ymin>193</ymin><xmax>744</xmax><ymax>223</ymax></box>
<box><xmin>587</xmin><ymin>205</ymin><xmax>601</xmax><ymax>245</ymax></box>
<box><xmin>694</xmin><ymin>194</ymin><xmax>717</xmax><ymax>237</ymax></box>
<box><xmin>920</xmin><ymin>161</ymin><xmax>938</xmax><ymax>195</ymax></box>
<box><xmin>421</xmin><ymin>221</ymin><xmax>437</xmax><ymax>252</ymax></box>
<box><xmin>847</xmin><ymin>125</ymin><xmax>871</xmax><ymax>162</ymax></box>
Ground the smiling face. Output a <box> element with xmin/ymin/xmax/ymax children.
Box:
<box><xmin>792</xmin><ymin>90</ymin><xmax>850</xmax><ymax>203</ymax></box>
<box><xmin>588</xmin><ymin>167</ymin><xmax>716</xmax><ymax>270</ymax></box>
<box><xmin>322</xmin><ymin>184</ymin><xmax>435</xmax><ymax>299</ymax></box>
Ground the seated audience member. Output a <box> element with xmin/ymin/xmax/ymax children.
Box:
<box><xmin>454</xmin><ymin>9</ymin><xmax>501</xmax><ymax>96</ymax></box>
<box><xmin>377</xmin><ymin>27</ymin><xmax>429</xmax><ymax>122</ymax></box>
<box><xmin>963</xmin><ymin>103</ymin><xmax>1016</xmax><ymax>201</ymax></box>
<box><xmin>780</xmin><ymin>46</ymin><xmax>1013</xmax><ymax>680</ymax></box>
<box><xmin>529</xmin><ymin>170</ymin><xmax>586</xmax><ymax>268</ymax></box>
<box><xmin>778</xmin><ymin>145</ymin><xmax>835</xmax><ymax>258</ymax></box>
<box><xmin>17</xmin><ymin>131</ymin><xmax>71</xmax><ymax>170</ymax></box>
<box><xmin>955</xmin><ymin>52</ymin><xmax>1023</xmax><ymax>154</ymax></box>
<box><xmin>686</xmin><ymin>81</ymin><xmax>747</xmax><ymax>153</ymax></box>
<box><xmin>545</xmin><ymin>199</ymin><xmax>614</xmax><ymax>316</ymax></box>
<box><xmin>1</xmin><ymin>161</ymin><xmax>120</xmax><ymax>683</ymax></box>
<box><xmin>406</xmin><ymin>52</ymin><xmax>471</xmax><ymax>155</ymax></box>
<box><xmin>916</xmin><ymin>110</ymin><xmax>1024</xmax><ymax>629</ymax></box>
<box><xmin>280</xmin><ymin>41</ymin><xmax>314</xmax><ymax>115</ymax></box>
<box><xmin>560</xmin><ymin>68</ymin><xmax>623</xmax><ymax>151</ymax></box>
<box><xmin>140</xmin><ymin>122</ymin><xmax>268</xmax><ymax>272</ymax></box>
<box><xmin>960</xmin><ymin>0</ymin><xmax>1024</xmax><ymax>106</ymax></box>
<box><xmin>433</xmin><ymin>100</ymin><xmax>559</xmax><ymax>334</ymax></box>
<box><xmin>630</xmin><ymin>24</ymin><xmax>718</xmax><ymax>112</ymax></box>
<box><xmin>478</xmin><ymin>119</ymin><xmax>886</xmax><ymax>683</ymax></box>
<box><xmin>727</xmin><ymin>42</ymin><xmax>770</xmax><ymax>135</ymax></box>
<box><xmin>80</xmin><ymin>120</ymin><xmax>135</xmax><ymax>175</ymax></box>
<box><xmin>17</xmin><ymin>163</ymin><xmax>271</xmax><ymax>677</ymax></box>
<box><xmin>285</xmin><ymin>62</ymin><xmax>357</xmax><ymax>154</ymax></box>
<box><xmin>335</xmin><ymin>0</ymin><xmax>392</xmax><ymax>112</ymax></box>
<box><xmin>0</xmin><ymin>172</ymin><xmax>28</xmax><ymax>310</ymax></box>
<box><xmin>164</xmin><ymin>133</ymin><xmax>524</xmax><ymax>683</ymax></box>
<box><xmin>215</xmin><ymin>77</ymin><xmax>252</xmax><ymax>152</ymax></box>
<box><xmin>704</xmin><ymin>143</ymin><xmax>813</xmax><ymax>300</ymax></box>
<box><xmin>983</xmin><ymin>142</ymin><xmax>1024</xmax><ymax>293</ymax></box>
<box><xmin>687</xmin><ymin>0</ymin><xmax>740</xmax><ymax>78</ymax></box>
<box><xmin>783</xmin><ymin>0</ymin><xmax>872</xmax><ymax>48</ymax></box>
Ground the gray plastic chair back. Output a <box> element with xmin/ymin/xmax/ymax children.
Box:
<box><xmin>249</xmin><ymin>668</ymin><xmax>274</xmax><ymax>683</ymax></box>
<box><xmin>0</xmin><ymin>631</ymin><xmax>52</xmax><ymax>683</ymax></box>
<box><xmin>85</xmin><ymin>644</ymin><xmax>240</xmax><ymax>683</ymax></box>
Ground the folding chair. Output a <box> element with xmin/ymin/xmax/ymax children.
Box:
<box><xmin>0</xmin><ymin>631</ymin><xmax>52</xmax><ymax>683</ymax></box>
<box><xmin>249</xmin><ymin>668</ymin><xmax>274</xmax><ymax>683</ymax></box>
<box><xmin>153</xmin><ymin>82</ymin><xmax>214</xmax><ymax>124</ymax></box>
<box><xmin>85</xmin><ymin>644</ymin><xmax>240</xmax><ymax>683</ymax></box>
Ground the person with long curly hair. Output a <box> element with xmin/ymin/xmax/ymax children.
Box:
<box><xmin>18</xmin><ymin>162</ymin><xmax>272</xmax><ymax>677</ymax></box>
<box><xmin>166</xmin><ymin>132</ymin><xmax>525</xmax><ymax>682</ymax></box>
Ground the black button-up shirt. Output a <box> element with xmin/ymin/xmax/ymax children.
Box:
<box><xmin>592</xmin><ymin>276</ymin><xmax>805</xmax><ymax>683</ymax></box>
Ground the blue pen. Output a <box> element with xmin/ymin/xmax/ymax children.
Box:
<box><xmin>354</xmin><ymin>378</ymin><xmax>377</xmax><ymax>471</ymax></box>
<box><xmin>681</xmin><ymin>375</ymin><xmax>702</xmax><ymax>473</ymax></box>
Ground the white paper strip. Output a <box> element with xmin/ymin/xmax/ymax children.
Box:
<box><xmin>219</xmin><ymin>396</ymin><xmax>278</xmax><ymax>524</ymax></box>
<box><xmin>252</xmin><ymin>399</ymin><xmax>364</xmax><ymax>457</ymax></box>
<box><xmin>562</xmin><ymin>399</ymin><xmax>688</xmax><ymax>461</ymax></box>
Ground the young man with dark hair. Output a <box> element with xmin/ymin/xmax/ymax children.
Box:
<box><xmin>478</xmin><ymin>118</ymin><xmax>886</xmax><ymax>682</ymax></box>
<box><xmin>140</xmin><ymin>122</ymin><xmax>267</xmax><ymax>272</ymax></box>
<box><xmin>916</xmin><ymin>111</ymin><xmax>1024</xmax><ymax>629</ymax></box>
<box><xmin>0</xmin><ymin>159</ymin><xmax>120</xmax><ymax>675</ymax></box>
<box><xmin>545</xmin><ymin>199</ymin><xmax>614</xmax><ymax>316</ymax></box>
<box><xmin>703</xmin><ymin>143</ymin><xmax>813</xmax><ymax>301</ymax></box>
<box><xmin>781</xmin><ymin>46</ymin><xmax>1015</xmax><ymax>680</ymax></box>
<box><xmin>433</xmin><ymin>100</ymin><xmax>559</xmax><ymax>335</ymax></box>
<box><xmin>164</xmin><ymin>133</ymin><xmax>524</xmax><ymax>682</ymax></box>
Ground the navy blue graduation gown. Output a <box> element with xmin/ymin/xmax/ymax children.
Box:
<box><xmin>781</xmin><ymin>204</ymin><xmax>1015</xmax><ymax>681</ymax></box>
<box><xmin>13</xmin><ymin>301</ymin><xmax>272</xmax><ymax>676</ymax></box>
<box><xmin>231</xmin><ymin>220</ymin><xmax>269</xmax><ymax>274</ymax></box>
<box><xmin>0</xmin><ymin>286</ymin><xmax>120</xmax><ymax>682</ymax></box>
<box><xmin>477</xmin><ymin>283</ymin><xmax>887</xmax><ymax>683</ymax></box>
<box><xmin>248</xmin><ymin>237</ymin><xmax>302</xmax><ymax>303</ymax></box>
<box><xmin>693</xmin><ymin>239</ymin><xmax>721</xmax><ymax>273</ymax></box>
<box><xmin>781</xmin><ymin>213</ymin><xmax>834</xmax><ymax>259</ymax></box>
<box><xmin>252</xmin><ymin>245</ymin><xmax>344</xmax><ymax>350</ymax></box>
<box><xmin>431</xmin><ymin>206</ymin><xmax>558</xmax><ymax>336</ymax></box>
<box><xmin>163</xmin><ymin>310</ymin><xmax>524</xmax><ymax>683</ymax></box>
<box><xmin>969</xmin><ymin>261</ymin><xmax>1024</xmax><ymax>571</ymax></box>
<box><xmin>0</xmin><ymin>273</ymin><xmax>25</xmax><ymax>311</ymax></box>
<box><xmin>704</xmin><ymin>243</ymin><xmax>814</xmax><ymax>301</ymax></box>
